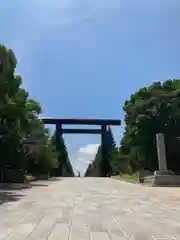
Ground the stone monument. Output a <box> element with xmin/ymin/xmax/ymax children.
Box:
<box><xmin>144</xmin><ymin>133</ymin><xmax>180</xmax><ymax>186</ymax></box>
<box><xmin>154</xmin><ymin>133</ymin><xmax>173</xmax><ymax>175</ymax></box>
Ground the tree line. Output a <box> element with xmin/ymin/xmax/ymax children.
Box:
<box><xmin>84</xmin><ymin>80</ymin><xmax>180</xmax><ymax>176</ymax></box>
<box><xmin>120</xmin><ymin>80</ymin><xmax>180</xmax><ymax>174</ymax></box>
<box><xmin>84</xmin><ymin>127</ymin><xmax>116</xmax><ymax>177</ymax></box>
<box><xmin>0</xmin><ymin>44</ymin><xmax>74</xmax><ymax>182</ymax></box>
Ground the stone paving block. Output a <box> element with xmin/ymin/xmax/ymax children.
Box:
<box><xmin>5</xmin><ymin>223</ymin><xmax>36</xmax><ymax>240</ymax></box>
<box><xmin>48</xmin><ymin>223</ymin><xmax>69</xmax><ymax>240</ymax></box>
<box><xmin>69</xmin><ymin>224</ymin><xmax>89</xmax><ymax>240</ymax></box>
<box><xmin>26</xmin><ymin>212</ymin><xmax>58</xmax><ymax>240</ymax></box>
<box><xmin>55</xmin><ymin>208</ymin><xmax>71</xmax><ymax>224</ymax></box>
<box><xmin>89</xmin><ymin>221</ymin><xmax>106</xmax><ymax>232</ymax></box>
<box><xmin>90</xmin><ymin>232</ymin><xmax>110</xmax><ymax>240</ymax></box>
<box><xmin>106</xmin><ymin>218</ymin><xmax>128</xmax><ymax>239</ymax></box>
<box><xmin>0</xmin><ymin>228</ymin><xmax>12</xmax><ymax>240</ymax></box>
<box><xmin>110</xmin><ymin>237</ymin><xmax>129</xmax><ymax>240</ymax></box>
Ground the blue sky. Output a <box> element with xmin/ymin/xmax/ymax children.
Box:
<box><xmin>1</xmin><ymin>0</ymin><xmax>180</xmax><ymax>174</ymax></box>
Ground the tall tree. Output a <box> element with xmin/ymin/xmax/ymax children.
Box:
<box><xmin>84</xmin><ymin>163</ymin><xmax>92</xmax><ymax>177</ymax></box>
<box><xmin>0</xmin><ymin>45</ymin><xmax>29</xmax><ymax>171</ymax></box>
<box><xmin>84</xmin><ymin>128</ymin><xmax>116</xmax><ymax>177</ymax></box>
<box><xmin>51</xmin><ymin>130</ymin><xmax>74</xmax><ymax>177</ymax></box>
<box><xmin>120</xmin><ymin>79</ymin><xmax>180</xmax><ymax>173</ymax></box>
<box><xmin>84</xmin><ymin>146</ymin><xmax>101</xmax><ymax>177</ymax></box>
<box><xmin>105</xmin><ymin>127</ymin><xmax>116</xmax><ymax>176</ymax></box>
<box><xmin>0</xmin><ymin>44</ymin><xmax>59</xmax><ymax>181</ymax></box>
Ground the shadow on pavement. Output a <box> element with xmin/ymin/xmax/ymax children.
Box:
<box><xmin>0</xmin><ymin>177</ymin><xmax>63</xmax><ymax>191</ymax></box>
<box><xmin>0</xmin><ymin>180</ymin><xmax>55</xmax><ymax>205</ymax></box>
<box><xmin>0</xmin><ymin>191</ymin><xmax>25</xmax><ymax>206</ymax></box>
<box><xmin>0</xmin><ymin>178</ymin><xmax>63</xmax><ymax>205</ymax></box>
<box><xmin>0</xmin><ymin>182</ymin><xmax>49</xmax><ymax>191</ymax></box>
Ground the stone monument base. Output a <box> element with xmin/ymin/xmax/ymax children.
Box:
<box><xmin>144</xmin><ymin>170</ymin><xmax>180</xmax><ymax>187</ymax></box>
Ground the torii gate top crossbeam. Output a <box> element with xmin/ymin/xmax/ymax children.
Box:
<box><xmin>41</xmin><ymin>118</ymin><xmax>121</xmax><ymax>126</ymax></box>
<box><xmin>62</xmin><ymin>129</ymin><xmax>102</xmax><ymax>134</ymax></box>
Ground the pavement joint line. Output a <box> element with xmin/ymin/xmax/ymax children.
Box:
<box><xmin>24</xmin><ymin>213</ymin><xmax>46</xmax><ymax>240</ymax></box>
<box><xmin>112</xmin><ymin>215</ymin><xmax>132</xmax><ymax>240</ymax></box>
<box><xmin>104</xmin><ymin>223</ymin><xmax>113</xmax><ymax>240</ymax></box>
<box><xmin>68</xmin><ymin>195</ymin><xmax>77</xmax><ymax>240</ymax></box>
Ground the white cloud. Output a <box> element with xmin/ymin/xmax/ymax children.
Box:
<box><xmin>71</xmin><ymin>143</ymin><xmax>100</xmax><ymax>176</ymax></box>
<box><xmin>78</xmin><ymin>144</ymin><xmax>99</xmax><ymax>155</ymax></box>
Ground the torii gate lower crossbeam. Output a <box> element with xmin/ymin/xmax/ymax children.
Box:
<box><xmin>41</xmin><ymin>118</ymin><xmax>121</xmax><ymax>177</ymax></box>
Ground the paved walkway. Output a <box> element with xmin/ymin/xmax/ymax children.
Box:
<box><xmin>0</xmin><ymin>178</ymin><xmax>180</xmax><ymax>239</ymax></box>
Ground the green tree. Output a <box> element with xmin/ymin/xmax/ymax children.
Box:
<box><xmin>51</xmin><ymin>131</ymin><xmax>74</xmax><ymax>177</ymax></box>
<box><xmin>0</xmin><ymin>44</ymin><xmax>59</xmax><ymax>181</ymax></box>
<box><xmin>84</xmin><ymin>128</ymin><xmax>116</xmax><ymax>177</ymax></box>
<box><xmin>0</xmin><ymin>45</ymin><xmax>29</xmax><ymax>172</ymax></box>
<box><xmin>84</xmin><ymin>163</ymin><xmax>92</xmax><ymax>177</ymax></box>
<box><xmin>105</xmin><ymin>127</ymin><xmax>116</xmax><ymax>176</ymax></box>
<box><xmin>121</xmin><ymin>79</ymin><xmax>180</xmax><ymax>173</ymax></box>
<box><xmin>25</xmin><ymin>124</ymin><xmax>58</xmax><ymax>175</ymax></box>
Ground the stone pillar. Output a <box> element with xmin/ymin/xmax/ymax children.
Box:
<box><xmin>156</xmin><ymin>133</ymin><xmax>167</xmax><ymax>172</ymax></box>
<box><xmin>101</xmin><ymin>124</ymin><xmax>108</xmax><ymax>177</ymax></box>
<box><xmin>56</xmin><ymin>123</ymin><xmax>62</xmax><ymax>147</ymax></box>
<box><xmin>56</xmin><ymin>123</ymin><xmax>63</xmax><ymax>176</ymax></box>
<box><xmin>155</xmin><ymin>133</ymin><xmax>173</xmax><ymax>175</ymax></box>
<box><xmin>144</xmin><ymin>133</ymin><xmax>178</xmax><ymax>186</ymax></box>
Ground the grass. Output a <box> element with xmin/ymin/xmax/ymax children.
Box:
<box><xmin>112</xmin><ymin>173</ymin><xmax>138</xmax><ymax>183</ymax></box>
<box><xmin>120</xmin><ymin>173</ymin><xmax>138</xmax><ymax>182</ymax></box>
<box><xmin>112</xmin><ymin>170</ymin><xmax>153</xmax><ymax>183</ymax></box>
<box><xmin>25</xmin><ymin>173</ymin><xmax>50</xmax><ymax>181</ymax></box>
<box><xmin>24</xmin><ymin>174</ymin><xmax>36</xmax><ymax>182</ymax></box>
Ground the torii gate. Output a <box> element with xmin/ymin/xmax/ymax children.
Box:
<box><xmin>41</xmin><ymin>118</ymin><xmax>121</xmax><ymax>177</ymax></box>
